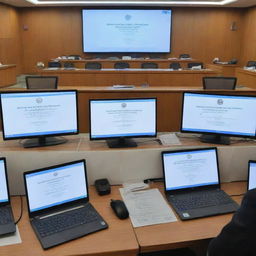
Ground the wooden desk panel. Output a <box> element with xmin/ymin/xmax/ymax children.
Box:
<box><xmin>135</xmin><ymin>182</ymin><xmax>246</xmax><ymax>253</ymax></box>
<box><xmin>40</xmin><ymin>69</ymin><xmax>219</xmax><ymax>87</ymax></box>
<box><xmin>236</xmin><ymin>68</ymin><xmax>256</xmax><ymax>88</ymax></box>
<box><xmin>0</xmin><ymin>64</ymin><xmax>16</xmax><ymax>87</ymax></box>
<box><xmin>206</xmin><ymin>64</ymin><xmax>239</xmax><ymax>76</ymax></box>
<box><xmin>2</xmin><ymin>187</ymin><xmax>138</xmax><ymax>256</ymax></box>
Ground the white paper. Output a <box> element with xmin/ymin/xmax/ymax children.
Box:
<box><xmin>0</xmin><ymin>226</ymin><xmax>22</xmax><ymax>247</ymax></box>
<box><xmin>120</xmin><ymin>188</ymin><xmax>177</xmax><ymax>227</ymax></box>
<box><xmin>122</xmin><ymin>182</ymin><xmax>149</xmax><ymax>193</ymax></box>
<box><xmin>158</xmin><ymin>133</ymin><xmax>181</xmax><ymax>146</ymax></box>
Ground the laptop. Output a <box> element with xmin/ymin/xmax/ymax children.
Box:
<box><xmin>247</xmin><ymin>160</ymin><xmax>256</xmax><ymax>190</ymax></box>
<box><xmin>0</xmin><ymin>157</ymin><xmax>16</xmax><ymax>236</ymax></box>
<box><xmin>23</xmin><ymin>159</ymin><xmax>108</xmax><ymax>249</ymax></box>
<box><xmin>162</xmin><ymin>147</ymin><xmax>239</xmax><ymax>220</ymax></box>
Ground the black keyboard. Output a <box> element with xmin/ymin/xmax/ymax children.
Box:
<box><xmin>0</xmin><ymin>207</ymin><xmax>13</xmax><ymax>225</ymax></box>
<box><xmin>170</xmin><ymin>190</ymin><xmax>234</xmax><ymax>211</ymax></box>
<box><xmin>34</xmin><ymin>204</ymin><xmax>100</xmax><ymax>238</ymax></box>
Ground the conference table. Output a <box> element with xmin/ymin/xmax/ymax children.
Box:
<box><xmin>0</xmin><ymin>64</ymin><xmax>16</xmax><ymax>87</ymax></box>
<box><xmin>236</xmin><ymin>68</ymin><xmax>256</xmax><ymax>89</ymax></box>
<box><xmin>40</xmin><ymin>68</ymin><xmax>219</xmax><ymax>87</ymax></box>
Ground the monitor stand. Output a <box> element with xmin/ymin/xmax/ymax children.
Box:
<box><xmin>106</xmin><ymin>138</ymin><xmax>137</xmax><ymax>148</ymax></box>
<box><xmin>200</xmin><ymin>134</ymin><xmax>230</xmax><ymax>145</ymax></box>
<box><xmin>22</xmin><ymin>136</ymin><xmax>68</xmax><ymax>148</ymax></box>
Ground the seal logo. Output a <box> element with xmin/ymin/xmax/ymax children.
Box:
<box><xmin>121</xmin><ymin>103</ymin><xmax>127</xmax><ymax>108</ymax></box>
<box><xmin>36</xmin><ymin>97</ymin><xmax>43</xmax><ymax>104</ymax></box>
<box><xmin>125</xmin><ymin>14</ymin><xmax>132</xmax><ymax>21</ymax></box>
<box><xmin>187</xmin><ymin>154</ymin><xmax>192</xmax><ymax>159</ymax></box>
<box><xmin>217</xmin><ymin>99</ymin><xmax>223</xmax><ymax>105</ymax></box>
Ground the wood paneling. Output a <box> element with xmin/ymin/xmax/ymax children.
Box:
<box><xmin>0</xmin><ymin>64</ymin><xmax>17</xmax><ymax>87</ymax></box>
<box><xmin>240</xmin><ymin>7</ymin><xmax>256</xmax><ymax>66</ymax></box>
<box><xmin>0</xmin><ymin>4</ymin><xmax>22</xmax><ymax>75</ymax></box>
<box><xmin>20</xmin><ymin>7</ymin><xmax>244</xmax><ymax>73</ymax></box>
<box><xmin>236</xmin><ymin>68</ymin><xmax>256</xmax><ymax>88</ymax></box>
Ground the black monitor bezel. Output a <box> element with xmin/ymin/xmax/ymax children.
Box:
<box><xmin>180</xmin><ymin>92</ymin><xmax>256</xmax><ymax>139</ymax></box>
<box><xmin>247</xmin><ymin>160</ymin><xmax>256</xmax><ymax>191</ymax></box>
<box><xmin>89</xmin><ymin>97</ymin><xmax>157</xmax><ymax>141</ymax></box>
<box><xmin>162</xmin><ymin>147</ymin><xmax>221</xmax><ymax>194</ymax></box>
<box><xmin>23</xmin><ymin>159</ymin><xmax>89</xmax><ymax>218</ymax></box>
<box><xmin>81</xmin><ymin>7</ymin><xmax>172</xmax><ymax>54</ymax></box>
<box><xmin>0</xmin><ymin>90</ymin><xmax>79</xmax><ymax>141</ymax></box>
<box><xmin>0</xmin><ymin>157</ymin><xmax>11</xmax><ymax>206</ymax></box>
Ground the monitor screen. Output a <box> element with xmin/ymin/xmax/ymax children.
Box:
<box><xmin>162</xmin><ymin>148</ymin><xmax>219</xmax><ymax>191</ymax></box>
<box><xmin>0</xmin><ymin>90</ymin><xmax>78</xmax><ymax>148</ymax></box>
<box><xmin>0</xmin><ymin>158</ymin><xmax>9</xmax><ymax>203</ymax></box>
<box><xmin>82</xmin><ymin>9</ymin><xmax>172</xmax><ymax>53</ymax></box>
<box><xmin>89</xmin><ymin>98</ymin><xmax>157</xmax><ymax>147</ymax></box>
<box><xmin>181</xmin><ymin>93</ymin><xmax>256</xmax><ymax>144</ymax></box>
<box><xmin>248</xmin><ymin>161</ymin><xmax>256</xmax><ymax>190</ymax></box>
<box><xmin>24</xmin><ymin>160</ymin><xmax>87</xmax><ymax>213</ymax></box>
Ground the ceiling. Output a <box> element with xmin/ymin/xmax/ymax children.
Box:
<box><xmin>0</xmin><ymin>0</ymin><xmax>255</xmax><ymax>7</ymax></box>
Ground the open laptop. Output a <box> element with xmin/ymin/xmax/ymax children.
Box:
<box><xmin>23</xmin><ymin>159</ymin><xmax>108</xmax><ymax>249</ymax></box>
<box><xmin>162</xmin><ymin>147</ymin><xmax>239</xmax><ymax>220</ymax></box>
<box><xmin>247</xmin><ymin>160</ymin><xmax>256</xmax><ymax>190</ymax></box>
<box><xmin>0</xmin><ymin>157</ymin><xmax>16</xmax><ymax>236</ymax></box>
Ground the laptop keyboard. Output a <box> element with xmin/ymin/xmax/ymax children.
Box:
<box><xmin>0</xmin><ymin>207</ymin><xmax>13</xmax><ymax>225</ymax></box>
<box><xmin>34</xmin><ymin>204</ymin><xmax>100</xmax><ymax>238</ymax></box>
<box><xmin>170</xmin><ymin>190</ymin><xmax>234</xmax><ymax>211</ymax></box>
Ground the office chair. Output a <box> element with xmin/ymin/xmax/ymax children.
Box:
<box><xmin>63</xmin><ymin>62</ymin><xmax>75</xmax><ymax>69</ymax></box>
<box><xmin>114</xmin><ymin>62</ymin><xmax>130</xmax><ymax>69</ymax></box>
<box><xmin>48</xmin><ymin>61</ymin><xmax>61</xmax><ymax>68</ymax></box>
<box><xmin>25</xmin><ymin>76</ymin><xmax>58</xmax><ymax>89</ymax></box>
<box><xmin>179</xmin><ymin>54</ymin><xmax>190</xmax><ymax>59</ymax></box>
<box><xmin>141</xmin><ymin>62</ymin><xmax>158</xmax><ymax>69</ymax></box>
<box><xmin>169</xmin><ymin>62</ymin><xmax>181</xmax><ymax>70</ymax></box>
<box><xmin>85</xmin><ymin>62</ymin><xmax>102</xmax><ymax>70</ymax></box>
<box><xmin>203</xmin><ymin>76</ymin><xmax>237</xmax><ymax>90</ymax></box>
<box><xmin>246</xmin><ymin>60</ymin><xmax>256</xmax><ymax>67</ymax></box>
<box><xmin>187</xmin><ymin>62</ymin><xmax>204</xmax><ymax>69</ymax></box>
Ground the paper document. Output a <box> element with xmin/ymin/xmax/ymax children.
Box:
<box><xmin>159</xmin><ymin>133</ymin><xmax>181</xmax><ymax>146</ymax></box>
<box><xmin>120</xmin><ymin>188</ymin><xmax>177</xmax><ymax>227</ymax></box>
<box><xmin>0</xmin><ymin>227</ymin><xmax>22</xmax><ymax>247</ymax></box>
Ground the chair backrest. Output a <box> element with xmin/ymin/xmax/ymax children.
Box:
<box><xmin>187</xmin><ymin>62</ymin><xmax>204</xmax><ymax>69</ymax></box>
<box><xmin>141</xmin><ymin>62</ymin><xmax>158</xmax><ymax>69</ymax></box>
<box><xmin>25</xmin><ymin>76</ymin><xmax>58</xmax><ymax>89</ymax></box>
<box><xmin>85</xmin><ymin>62</ymin><xmax>102</xmax><ymax>70</ymax></box>
<box><xmin>203</xmin><ymin>76</ymin><xmax>237</xmax><ymax>90</ymax></box>
<box><xmin>114</xmin><ymin>62</ymin><xmax>130</xmax><ymax>69</ymax></box>
<box><xmin>246</xmin><ymin>61</ymin><xmax>256</xmax><ymax>67</ymax></box>
<box><xmin>63</xmin><ymin>62</ymin><xmax>75</xmax><ymax>69</ymax></box>
<box><xmin>48</xmin><ymin>61</ymin><xmax>61</xmax><ymax>68</ymax></box>
<box><xmin>179</xmin><ymin>54</ymin><xmax>190</xmax><ymax>59</ymax></box>
<box><xmin>169</xmin><ymin>62</ymin><xmax>181</xmax><ymax>70</ymax></box>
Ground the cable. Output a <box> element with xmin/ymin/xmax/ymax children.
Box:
<box><xmin>14</xmin><ymin>196</ymin><xmax>23</xmax><ymax>225</ymax></box>
<box><xmin>143</xmin><ymin>177</ymin><xmax>164</xmax><ymax>184</ymax></box>
<box><xmin>229</xmin><ymin>193</ymin><xmax>245</xmax><ymax>197</ymax></box>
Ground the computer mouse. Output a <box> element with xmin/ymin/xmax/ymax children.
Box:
<box><xmin>110</xmin><ymin>199</ymin><xmax>129</xmax><ymax>219</ymax></box>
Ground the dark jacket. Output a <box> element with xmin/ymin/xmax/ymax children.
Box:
<box><xmin>208</xmin><ymin>188</ymin><xmax>256</xmax><ymax>256</ymax></box>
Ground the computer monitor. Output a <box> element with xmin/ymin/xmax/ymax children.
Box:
<box><xmin>248</xmin><ymin>161</ymin><xmax>256</xmax><ymax>190</ymax></box>
<box><xmin>0</xmin><ymin>90</ymin><xmax>78</xmax><ymax>148</ymax></box>
<box><xmin>89</xmin><ymin>98</ymin><xmax>157</xmax><ymax>148</ymax></box>
<box><xmin>181</xmin><ymin>92</ymin><xmax>256</xmax><ymax>144</ymax></box>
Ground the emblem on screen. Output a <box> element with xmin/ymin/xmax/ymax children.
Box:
<box><xmin>53</xmin><ymin>172</ymin><xmax>58</xmax><ymax>177</ymax></box>
<box><xmin>125</xmin><ymin>14</ymin><xmax>132</xmax><ymax>21</ymax></box>
<box><xmin>217</xmin><ymin>99</ymin><xmax>223</xmax><ymax>105</ymax></box>
<box><xmin>187</xmin><ymin>154</ymin><xmax>192</xmax><ymax>159</ymax></box>
<box><xmin>36</xmin><ymin>98</ymin><xmax>43</xmax><ymax>104</ymax></box>
<box><xmin>121</xmin><ymin>103</ymin><xmax>127</xmax><ymax>108</ymax></box>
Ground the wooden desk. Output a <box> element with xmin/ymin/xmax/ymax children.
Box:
<box><xmin>135</xmin><ymin>182</ymin><xmax>246</xmax><ymax>253</ymax></box>
<box><xmin>0</xmin><ymin>64</ymin><xmax>16</xmax><ymax>87</ymax></box>
<box><xmin>1</xmin><ymin>186</ymin><xmax>138</xmax><ymax>256</ymax></box>
<box><xmin>236</xmin><ymin>68</ymin><xmax>256</xmax><ymax>89</ymax></box>
<box><xmin>40</xmin><ymin>68</ymin><xmax>219</xmax><ymax>87</ymax></box>
<box><xmin>52</xmin><ymin>58</ymin><xmax>199</xmax><ymax>69</ymax></box>
<box><xmin>206</xmin><ymin>64</ymin><xmax>239</xmax><ymax>76</ymax></box>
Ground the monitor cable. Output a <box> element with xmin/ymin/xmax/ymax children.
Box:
<box><xmin>14</xmin><ymin>195</ymin><xmax>23</xmax><ymax>225</ymax></box>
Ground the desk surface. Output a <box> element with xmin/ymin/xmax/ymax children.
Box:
<box><xmin>1</xmin><ymin>182</ymin><xmax>245</xmax><ymax>255</ymax></box>
<box><xmin>2</xmin><ymin>186</ymin><xmax>138</xmax><ymax>256</ymax></box>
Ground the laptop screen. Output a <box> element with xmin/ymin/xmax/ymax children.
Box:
<box><xmin>248</xmin><ymin>161</ymin><xmax>256</xmax><ymax>190</ymax></box>
<box><xmin>24</xmin><ymin>160</ymin><xmax>88</xmax><ymax>213</ymax></box>
<box><xmin>162</xmin><ymin>148</ymin><xmax>219</xmax><ymax>191</ymax></box>
<box><xmin>0</xmin><ymin>159</ymin><xmax>9</xmax><ymax>203</ymax></box>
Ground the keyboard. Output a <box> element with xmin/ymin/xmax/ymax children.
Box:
<box><xmin>0</xmin><ymin>207</ymin><xmax>13</xmax><ymax>225</ymax></box>
<box><xmin>34</xmin><ymin>204</ymin><xmax>100</xmax><ymax>238</ymax></box>
<box><xmin>169</xmin><ymin>190</ymin><xmax>234</xmax><ymax>211</ymax></box>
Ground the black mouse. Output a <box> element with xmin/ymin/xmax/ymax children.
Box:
<box><xmin>110</xmin><ymin>199</ymin><xmax>129</xmax><ymax>219</ymax></box>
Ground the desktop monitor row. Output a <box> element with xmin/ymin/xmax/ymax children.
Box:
<box><xmin>0</xmin><ymin>90</ymin><xmax>255</xmax><ymax>148</ymax></box>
